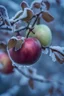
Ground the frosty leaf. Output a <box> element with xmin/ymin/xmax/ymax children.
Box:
<box><xmin>44</xmin><ymin>1</ymin><xmax>50</xmax><ymax>10</ymax></box>
<box><xmin>42</xmin><ymin>46</ymin><xmax>64</xmax><ymax>64</ymax></box>
<box><xmin>8</xmin><ymin>37</ymin><xmax>17</xmax><ymax>49</ymax></box>
<box><xmin>49</xmin><ymin>49</ymin><xmax>56</xmax><ymax>62</ymax></box>
<box><xmin>33</xmin><ymin>2</ymin><xmax>41</xmax><ymax>8</ymax></box>
<box><xmin>42</xmin><ymin>12</ymin><xmax>54</xmax><ymax>22</ymax></box>
<box><xmin>21</xmin><ymin>8</ymin><xmax>34</xmax><ymax>22</ymax></box>
<box><xmin>15</xmin><ymin>8</ymin><xmax>34</xmax><ymax>22</ymax></box>
<box><xmin>30</xmin><ymin>0</ymin><xmax>42</xmax><ymax>9</ymax></box>
<box><xmin>54</xmin><ymin>52</ymin><xmax>64</xmax><ymax>64</ymax></box>
<box><xmin>8</xmin><ymin>36</ymin><xmax>24</xmax><ymax>51</ymax></box>
<box><xmin>21</xmin><ymin>1</ymin><xmax>29</xmax><ymax>10</ymax></box>
<box><xmin>28</xmin><ymin>79</ymin><xmax>34</xmax><ymax>89</ymax></box>
<box><xmin>14</xmin><ymin>39</ymin><xmax>24</xmax><ymax>51</ymax></box>
<box><xmin>49</xmin><ymin>46</ymin><xmax>64</xmax><ymax>64</ymax></box>
<box><xmin>50</xmin><ymin>46</ymin><xmax>64</xmax><ymax>55</ymax></box>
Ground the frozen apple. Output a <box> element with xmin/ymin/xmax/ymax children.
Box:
<box><xmin>26</xmin><ymin>24</ymin><xmax>52</xmax><ymax>47</ymax></box>
<box><xmin>0</xmin><ymin>52</ymin><xmax>13</xmax><ymax>74</ymax></box>
<box><xmin>9</xmin><ymin>37</ymin><xmax>42</xmax><ymax>65</ymax></box>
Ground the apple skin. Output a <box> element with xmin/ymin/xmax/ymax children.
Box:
<box><xmin>26</xmin><ymin>24</ymin><xmax>52</xmax><ymax>47</ymax></box>
<box><xmin>0</xmin><ymin>52</ymin><xmax>13</xmax><ymax>74</ymax></box>
<box><xmin>9</xmin><ymin>37</ymin><xmax>42</xmax><ymax>65</ymax></box>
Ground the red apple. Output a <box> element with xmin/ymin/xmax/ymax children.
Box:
<box><xmin>9</xmin><ymin>37</ymin><xmax>42</xmax><ymax>65</ymax></box>
<box><xmin>0</xmin><ymin>52</ymin><xmax>13</xmax><ymax>74</ymax></box>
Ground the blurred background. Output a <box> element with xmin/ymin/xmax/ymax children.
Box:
<box><xmin>0</xmin><ymin>0</ymin><xmax>64</xmax><ymax>96</ymax></box>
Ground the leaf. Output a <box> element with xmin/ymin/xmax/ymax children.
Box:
<box><xmin>54</xmin><ymin>52</ymin><xmax>64</xmax><ymax>64</ymax></box>
<box><xmin>28</xmin><ymin>79</ymin><xmax>34</xmax><ymax>89</ymax></box>
<box><xmin>44</xmin><ymin>1</ymin><xmax>50</xmax><ymax>10</ymax></box>
<box><xmin>8</xmin><ymin>36</ymin><xmax>24</xmax><ymax>51</ymax></box>
<box><xmin>33</xmin><ymin>2</ymin><xmax>41</xmax><ymax>8</ymax></box>
<box><xmin>8</xmin><ymin>37</ymin><xmax>17</xmax><ymax>50</ymax></box>
<box><xmin>14</xmin><ymin>39</ymin><xmax>24</xmax><ymax>51</ymax></box>
<box><xmin>21</xmin><ymin>1</ymin><xmax>29</xmax><ymax>10</ymax></box>
<box><xmin>42</xmin><ymin>46</ymin><xmax>64</xmax><ymax>64</ymax></box>
<box><xmin>42</xmin><ymin>12</ymin><xmax>54</xmax><ymax>22</ymax></box>
<box><xmin>19</xmin><ymin>8</ymin><xmax>34</xmax><ymax>22</ymax></box>
<box><xmin>49</xmin><ymin>49</ymin><xmax>56</xmax><ymax>62</ymax></box>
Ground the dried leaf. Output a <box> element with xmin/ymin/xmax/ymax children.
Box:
<box><xmin>15</xmin><ymin>39</ymin><xmax>24</xmax><ymax>51</ymax></box>
<box><xmin>49</xmin><ymin>46</ymin><xmax>64</xmax><ymax>64</ymax></box>
<box><xmin>50</xmin><ymin>46</ymin><xmax>64</xmax><ymax>55</ymax></box>
<box><xmin>28</xmin><ymin>79</ymin><xmax>34</xmax><ymax>89</ymax></box>
<box><xmin>20</xmin><ymin>8</ymin><xmax>33</xmax><ymax>22</ymax></box>
<box><xmin>33</xmin><ymin>2</ymin><xmax>41</xmax><ymax>8</ymax></box>
<box><xmin>42</xmin><ymin>12</ymin><xmax>54</xmax><ymax>22</ymax></box>
<box><xmin>42</xmin><ymin>46</ymin><xmax>64</xmax><ymax>64</ymax></box>
<box><xmin>8</xmin><ymin>36</ymin><xmax>24</xmax><ymax>51</ymax></box>
<box><xmin>8</xmin><ymin>37</ymin><xmax>17</xmax><ymax>49</ymax></box>
<box><xmin>54</xmin><ymin>52</ymin><xmax>64</xmax><ymax>64</ymax></box>
<box><xmin>49</xmin><ymin>49</ymin><xmax>56</xmax><ymax>62</ymax></box>
<box><xmin>44</xmin><ymin>1</ymin><xmax>50</xmax><ymax>10</ymax></box>
<box><xmin>21</xmin><ymin>1</ymin><xmax>29</xmax><ymax>10</ymax></box>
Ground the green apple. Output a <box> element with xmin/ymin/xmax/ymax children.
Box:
<box><xmin>26</xmin><ymin>24</ymin><xmax>52</xmax><ymax>47</ymax></box>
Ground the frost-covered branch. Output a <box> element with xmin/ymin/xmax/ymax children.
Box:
<box><xmin>14</xmin><ymin>65</ymin><xmax>64</xmax><ymax>86</ymax></box>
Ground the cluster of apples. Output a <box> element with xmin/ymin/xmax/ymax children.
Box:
<box><xmin>0</xmin><ymin>24</ymin><xmax>52</xmax><ymax>74</ymax></box>
<box><xmin>9</xmin><ymin>24</ymin><xmax>52</xmax><ymax>65</ymax></box>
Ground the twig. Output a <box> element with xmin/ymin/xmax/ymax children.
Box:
<box><xmin>42</xmin><ymin>46</ymin><xmax>64</xmax><ymax>56</ymax></box>
<box><xmin>14</xmin><ymin>26</ymin><xmax>28</xmax><ymax>33</ymax></box>
<box><xmin>0</xmin><ymin>27</ymin><xmax>12</xmax><ymax>31</ymax></box>
<box><xmin>14</xmin><ymin>65</ymin><xmax>64</xmax><ymax>85</ymax></box>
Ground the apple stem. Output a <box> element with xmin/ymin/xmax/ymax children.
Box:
<box><xmin>26</xmin><ymin>12</ymin><xmax>42</xmax><ymax>38</ymax></box>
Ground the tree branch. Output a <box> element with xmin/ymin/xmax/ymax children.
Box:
<box><xmin>14</xmin><ymin>65</ymin><xmax>64</xmax><ymax>85</ymax></box>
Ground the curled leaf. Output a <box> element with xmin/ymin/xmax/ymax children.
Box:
<box><xmin>8</xmin><ymin>37</ymin><xmax>17</xmax><ymax>50</ymax></box>
<box><xmin>21</xmin><ymin>1</ymin><xmax>29</xmax><ymax>10</ymax></box>
<box><xmin>54</xmin><ymin>52</ymin><xmax>64</xmax><ymax>64</ymax></box>
<box><xmin>33</xmin><ymin>2</ymin><xmax>41</xmax><ymax>8</ymax></box>
<box><xmin>42</xmin><ymin>12</ymin><xmax>54</xmax><ymax>22</ymax></box>
<box><xmin>42</xmin><ymin>46</ymin><xmax>64</xmax><ymax>64</ymax></box>
<box><xmin>44</xmin><ymin>1</ymin><xmax>50</xmax><ymax>10</ymax></box>
<box><xmin>8</xmin><ymin>36</ymin><xmax>25</xmax><ymax>51</ymax></box>
<box><xmin>19</xmin><ymin>8</ymin><xmax>34</xmax><ymax>22</ymax></box>
<box><xmin>14</xmin><ymin>39</ymin><xmax>24</xmax><ymax>51</ymax></box>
